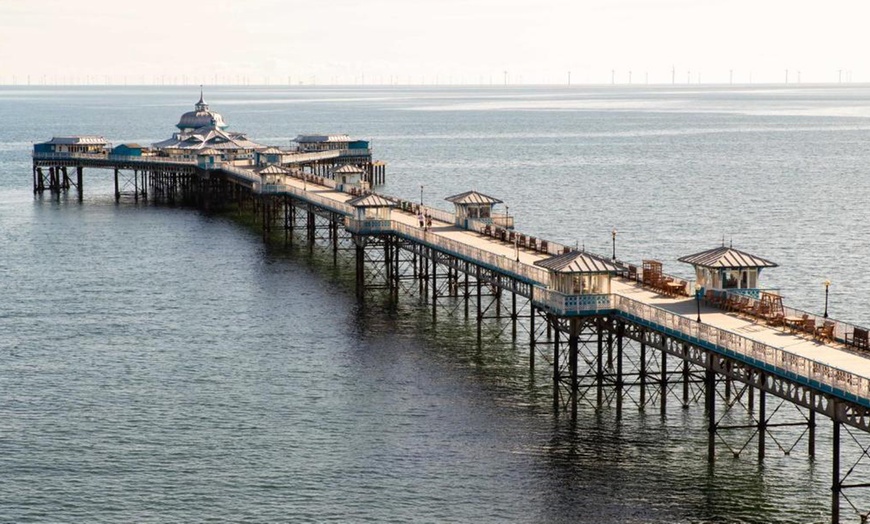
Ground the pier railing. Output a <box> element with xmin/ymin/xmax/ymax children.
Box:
<box><xmin>533</xmin><ymin>291</ymin><xmax>613</xmax><ymax>315</ymax></box>
<box><xmin>391</xmin><ymin>221</ymin><xmax>551</xmax><ymax>286</ymax></box>
<box><xmin>258</xmin><ymin>182</ymin><xmax>354</xmax><ymax>215</ymax></box>
<box><xmin>33</xmin><ymin>152</ymin><xmax>197</xmax><ymax>166</ymax></box>
<box><xmin>613</xmin><ymin>294</ymin><xmax>870</xmax><ymax>405</ymax></box>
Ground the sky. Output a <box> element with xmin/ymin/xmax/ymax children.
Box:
<box><xmin>0</xmin><ymin>0</ymin><xmax>867</xmax><ymax>85</ymax></box>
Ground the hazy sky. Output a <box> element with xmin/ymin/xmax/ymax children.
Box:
<box><xmin>1</xmin><ymin>0</ymin><xmax>866</xmax><ymax>85</ymax></box>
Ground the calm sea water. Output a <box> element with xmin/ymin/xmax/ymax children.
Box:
<box><xmin>3</xmin><ymin>84</ymin><xmax>870</xmax><ymax>523</ymax></box>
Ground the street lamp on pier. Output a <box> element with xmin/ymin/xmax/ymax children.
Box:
<box><xmin>420</xmin><ymin>185</ymin><xmax>424</xmax><ymax>207</ymax></box>
<box><xmin>611</xmin><ymin>229</ymin><xmax>617</xmax><ymax>261</ymax></box>
<box><xmin>824</xmin><ymin>279</ymin><xmax>831</xmax><ymax>318</ymax></box>
<box><xmin>695</xmin><ymin>283</ymin><xmax>702</xmax><ymax>323</ymax></box>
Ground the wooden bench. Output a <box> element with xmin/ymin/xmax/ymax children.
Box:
<box><xmin>540</xmin><ymin>240</ymin><xmax>548</xmax><ymax>253</ymax></box>
<box><xmin>846</xmin><ymin>327</ymin><xmax>869</xmax><ymax>350</ymax></box>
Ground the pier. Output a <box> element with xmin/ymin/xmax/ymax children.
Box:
<box><xmin>33</xmin><ymin>101</ymin><xmax>870</xmax><ymax>523</ymax></box>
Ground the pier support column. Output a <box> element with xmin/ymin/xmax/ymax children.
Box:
<box><xmin>748</xmin><ymin>384</ymin><xmax>755</xmax><ymax>413</ymax></box>
<box><xmin>832</xmin><ymin>417</ymin><xmax>841</xmax><ymax>524</ymax></box>
<box><xmin>114</xmin><ymin>167</ymin><xmax>120</xmax><ymax>202</ymax></box>
<box><xmin>76</xmin><ymin>166</ymin><xmax>83</xmax><ymax>201</ymax></box>
<box><xmin>431</xmin><ymin>253</ymin><xmax>437</xmax><ymax>322</ymax></box>
<box><xmin>332</xmin><ymin>221</ymin><xmax>339</xmax><ymax>264</ymax></box>
<box><xmin>682</xmin><ymin>348</ymin><xmax>690</xmax><ymax>409</ymax></box>
<box><xmin>511</xmin><ymin>291</ymin><xmax>517</xmax><ymax>340</ymax></box>
<box><xmin>809</xmin><ymin>394</ymin><xmax>816</xmax><ymax>458</ymax></box>
<box><xmin>596</xmin><ymin>318</ymin><xmax>604</xmax><ymax>409</ymax></box>
<box><xmin>529</xmin><ymin>303</ymin><xmax>536</xmax><ymax>372</ymax></box>
<box><xmin>607</xmin><ymin>330</ymin><xmax>614</xmax><ymax>370</ymax></box>
<box><xmin>464</xmin><ymin>271</ymin><xmax>470</xmax><ymax>319</ymax></box>
<box><xmin>706</xmin><ymin>364</ymin><xmax>716</xmax><ymax>463</ymax></box>
<box><xmin>758</xmin><ymin>388</ymin><xmax>767</xmax><ymax>461</ymax></box>
<box><xmin>639</xmin><ymin>332</ymin><xmax>647</xmax><ymax>410</ymax></box>
<box><xmin>616</xmin><ymin>320</ymin><xmax>624</xmax><ymax>419</ymax></box>
<box><xmin>553</xmin><ymin>318</ymin><xmax>560</xmax><ymax>411</ymax></box>
<box><xmin>660</xmin><ymin>350</ymin><xmax>668</xmax><ymax>416</ymax></box>
<box><xmin>476</xmin><ymin>267</ymin><xmax>482</xmax><ymax>345</ymax></box>
<box><xmin>569</xmin><ymin>318</ymin><xmax>579</xmax><ymax>414</ymax></box>
<box><xmin>355</xmin><ymin>241</ymin><xmax>365</xmax><ymax>299</ymax></box>
<box><xmin>307</xmin><ymin>209</ymin><xmax>315</xmax><ymax>251</ymax></box>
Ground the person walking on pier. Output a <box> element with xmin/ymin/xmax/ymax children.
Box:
<box><xmin>426</xmin><ymin>213</ymin><xmax>432</xmax><ymax>231</ymax></box>
<box><xmin>418</xmin><ymin>210</ymin><xmax>425</xmax><ymax>229</ymax></box>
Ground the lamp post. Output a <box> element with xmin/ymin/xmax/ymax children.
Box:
<box><xmin>695</xmin><ymin>283</ymin><xmax>702</xmax><ymax>323</ymax></box>
<box><xmin>611</xmin><ymin>229</ymin><xmax>617</xmax><ymax>261</ymax></box>
<box><xmin>420</xmin><ymin>185</ymin><xmax>424</xmax><ymax>207</ymax></box>
<box><xmin>824</xmin><ymin>279</ymin><xmax>831</xmax><ymax>318</ymax></box>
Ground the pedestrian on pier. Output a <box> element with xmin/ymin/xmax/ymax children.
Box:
<box><xmin>418</xmin><ymin>211</ymin><xmax>425</xmax><ymax>229</ymax></box>
<box><xmin>426</xmin><ymin>213</ymin><xmax>432</xmax><ymax>230</ymax></box>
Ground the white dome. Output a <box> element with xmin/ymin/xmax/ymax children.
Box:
<box><xmin>176</xmin><ymin>94</ymin><xmax>228</xmax><ymax>131</ymax></box>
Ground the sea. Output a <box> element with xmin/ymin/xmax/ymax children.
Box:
<box><xmin>2</xmin><ymin>84</ymin><xmax>870</xmax><ymax>523</ymax></box>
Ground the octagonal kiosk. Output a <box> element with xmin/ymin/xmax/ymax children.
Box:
<box><xmin>345</xmin><ymin>193</ymin><xmax>395</xmax><ymax>235</ymax></box>
<box><xmin>445</xmin><ymin>190</ymin><xmax>503</xmax><ymax>230</ymax></box>
<box><xmin>255</xmin><ymin>163</ymin><xmax>291</xmax><ymax>192</ymax></box>
<box><xmin>679</xmin><ymin>245</ymin><xmax>780</xmax><ymax>316</ymax></box>
<box><xmin>334</xmin><ymin>164</ymin><xmax>368</xmax><ymax>192</ymax></box>
<box><xmin>678</xmin><ymin>245</ymin><xmax>777</xmax><ymax>293</ymax></box>
<box><xmin>533</xmin><ymin>250</ymin><xmax>619</xmax><ymax>315</ymax></box>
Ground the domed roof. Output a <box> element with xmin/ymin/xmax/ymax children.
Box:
<box><xmin>176</xmin><ymin>92</ymin><xmax>228</xmax><ymax>131</ymax></box>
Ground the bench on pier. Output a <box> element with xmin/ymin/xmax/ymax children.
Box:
<box><xmin>703</xmin><ymin>289</ymin><xmax>725</xmax><ymax>308</ymax></box>
<box><xmin>540</xmin><ymin>240</ymin><xmax>548</xmax><ymax>253</ymax></box>
<box><xmin>815</xmin><ymin>321</ymin><xmax>835</xmax><ymax>343</ymax></box>
<box><xmin>846</xmin><ymin>327</ymin><xmax>869</xmax><ymax>350</ymax></box>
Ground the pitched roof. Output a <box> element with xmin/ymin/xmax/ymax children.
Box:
<box><xmin>256</xmin><ymin>164</ymin><xmax>290</xmax><ymax>175</ymax></box>
<box><xmin>534</xmin><ymin>251</ymin><xmax>619</xmax><ymax>273</ymax></box>
<box><xmin>43</xmin><ymin>136</ymin><xmax>107</xmax><ymax>145</ymax></box>
<box><xmin>678</xmin><ymin>246</ymin><xmax>778</xmax><ymax>269</ymax></box>
<box><xmin>347</xmin><ymin>193</ymin><xmax>395</xmax><ymax>208</ymax></box>
<box><xmin>258</xmin><ymin>146</ymin><xmax>284</xmax><ymax>154</ymax></box>
<box><xmin>444</xmin><ymin>190</ymin><xmax>503</xmax><ymax>205</ymax></box>
<box><xmin>334</xmin><ymin>164</ymin><xmax>365</xmax><ymax>174</ymax></box>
